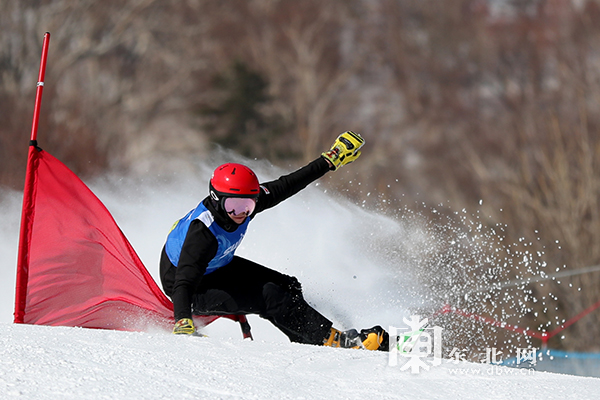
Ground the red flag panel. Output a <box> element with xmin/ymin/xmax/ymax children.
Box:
<box><xmin>15</xmin><ymin>148</ymin><xmax>174</xmax><ymax>331</ymax></box>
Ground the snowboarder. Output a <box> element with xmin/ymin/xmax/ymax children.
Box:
<box><xmin>159</xmin><ymin>131</ymin><xmax>389</xmax><ymax>351</ymax></box>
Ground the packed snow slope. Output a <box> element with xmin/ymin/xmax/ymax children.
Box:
<box><xmin>2</xmin><ymin>322</ymin><xmax>600</xmax><ymax>400</ymax></box>
<box><xmin>1</xmin><ymin>153</ymin><xmax>600</xmax><ymax>398</ymax></box>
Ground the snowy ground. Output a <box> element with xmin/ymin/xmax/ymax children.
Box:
<box><xmin>2</xmin><ymin>322</ymin><xmax>600</xmax><ymax>400</ymax></box>
<box><xmin>1</xmin><ymin>156</ymin><xmax>600</xmax><ymax>398</ymax></box>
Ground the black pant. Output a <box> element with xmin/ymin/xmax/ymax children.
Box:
<box><xmin>178</xmin><ymin>255</ymin><xmax>332</xmax><ymax>345</ymax></box>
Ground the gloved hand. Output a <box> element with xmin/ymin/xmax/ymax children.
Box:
<box><xmin>283</xmin><ymin>275</ymin><xmax>302</xmax><ymax>296</ymax></box>
<box><xmin>173</xmin><ymin>318</ymin><xmax>196</xmax><ymax>335</ymax></box>
<box><xmin>321</xmin><ymin>131</ymin><xmax>365</xmax><ymax>171</ymax></box>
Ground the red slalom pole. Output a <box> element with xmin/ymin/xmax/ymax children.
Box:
<box><xmin>14</xmin><ymin>32</ymin><xmax>51</xmax><ymax>323</ymax></box>
<box><xmin>30</xmin><ymin>32</ymin><xmax>51</xmax><ymax>142</ymax></box>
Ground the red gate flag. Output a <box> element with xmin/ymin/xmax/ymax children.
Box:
<box><xmin>14</xmin><ymin>32</ymin><xmax>252</xmax><ymax>338</ymax></box>
<box><xmin>14</xmin><ymin>146</ymin><xmax>175</xmax><ymax>331</ymax></box>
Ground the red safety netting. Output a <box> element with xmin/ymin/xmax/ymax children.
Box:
<box><xmin>434</xmin><ymin>298</ymin><xmax>600</xmax><ymax>347</ymax></box>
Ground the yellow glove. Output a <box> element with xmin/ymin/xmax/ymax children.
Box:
<box><xmin>173</xmin><ymin>318</ymin><xmax>196</xmax><ymax>335</ymax></box>
<box><xmin>321</xmin><ymin>131</ymin><xmax>365</xmax><ymax>171</ymax></box>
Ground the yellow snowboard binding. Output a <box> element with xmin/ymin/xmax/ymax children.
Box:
<box><xmin>323</xmin><ymin>326</ymin><xmax>388</xmax><ymax>351</ymax></box>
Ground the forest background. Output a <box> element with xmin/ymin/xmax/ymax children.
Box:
<box><xmin>2</xmin><ymin>0</ymin><xmax>600</xmax><ymax>355</ymax></box>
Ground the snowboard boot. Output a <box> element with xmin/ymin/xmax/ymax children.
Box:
<box><xmin>323</xmin><ymin>326</ymin><xmax>389</xmax><ymax>351</ymax></box>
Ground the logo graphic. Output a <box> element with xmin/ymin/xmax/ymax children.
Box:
<box><xmin>389</xmin><ymin>315</ymin><xmax>443</xmax><ymax>373</ymax></box>
<box><xmin>389</xmin><ymin>315</ymin><xmax>538</xmax><ymax>375</ymax></box>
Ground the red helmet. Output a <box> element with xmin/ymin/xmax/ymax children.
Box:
<box><xmin>209</xmin><ymin>163</ymin><xmax>260</xmax><ymax>201</ymax></box>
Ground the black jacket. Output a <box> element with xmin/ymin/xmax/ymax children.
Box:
<box><xmin>160</xmin><ymin>156</ymin><xmax>331</xmax><ymax>320</ymax></box>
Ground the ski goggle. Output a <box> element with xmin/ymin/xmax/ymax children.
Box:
<box><xmin>224</xmin><ymin>197</ymin><xmax>257</xmax><ymax>216</ymax></box>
